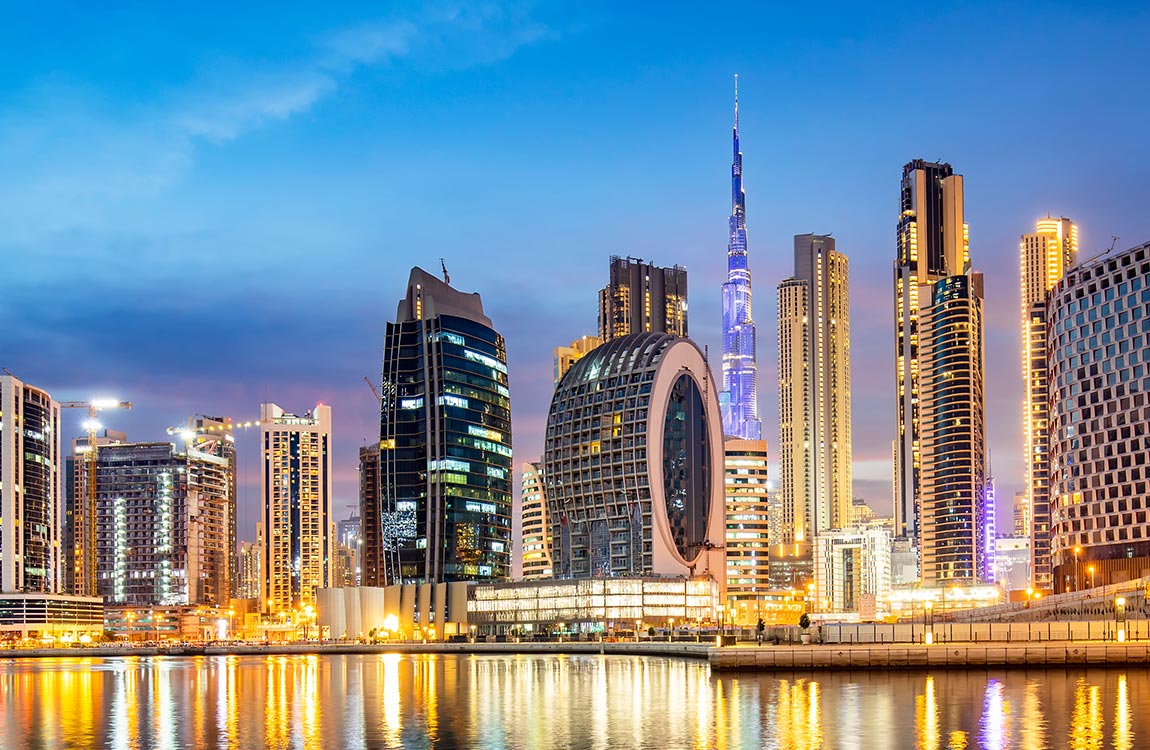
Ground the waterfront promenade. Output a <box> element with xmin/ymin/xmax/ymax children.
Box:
<box><xmin>5</xmin><ymin>637</ymin><xmax>1150</xmax><ymax>671</ymax></box>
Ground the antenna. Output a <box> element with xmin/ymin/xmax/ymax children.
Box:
<box><xmin>733</xmin><ymin>73</ymin><xmax>739</xmax><ymax>130</ymax></box>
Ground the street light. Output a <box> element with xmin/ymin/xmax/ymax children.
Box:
<box><xmin>1074</xmin><ymin>546</ymin><xmax>1082</xmax><ymax>591</ymax></box>
<box><xmin>924</xmin><ymin>600</ymin><xmax>934</xmax><ymax>645</ymax></box>
<box><xmin>635</xmin><ymin>618</ymin><xmax>641</xmax><ymax>643</ymax></box>
<box><xmin>1116</xmin><ymin>597</ymin><xmax>1127</xmax><ymax>642</ymax></box>
<box><xmin>1088</xmin><ymin>564</ymin><xmax>1096</xmax><ymax>590</ymax></box>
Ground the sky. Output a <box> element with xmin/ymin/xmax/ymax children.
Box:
<box><xmin>2</xmin><ymin>1</ymin><xmax>1149</xmax><ymax>547</ymax></box>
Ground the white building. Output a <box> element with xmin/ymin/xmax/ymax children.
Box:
<box><xmin>519</xmin><ymin>462</ymin><xmax>552</xmax><ymax>579</ymax></box>
<box><xmin>261</xmin><ymin>403</ymin><xmax>333</xmax><ymax>612</ymax></box>
<box><xmin>814</xmin><ymin>527</ymin><xmax>892</xmax><ymax>614</ymax></box>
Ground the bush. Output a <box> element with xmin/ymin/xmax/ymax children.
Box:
<box><xmin>799</xmin><ymin>613</ymin><xmax>811</xmax><ymax>630</ymax></box>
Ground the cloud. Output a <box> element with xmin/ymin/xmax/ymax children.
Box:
<box><xmin>0</xmin><ymin>2</ymin><xmax>550</xmax><ymax>231</ymax></box>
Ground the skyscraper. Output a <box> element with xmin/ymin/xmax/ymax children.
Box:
<box><xmin>64</xmin><ymin>428</ymin><xmax>126</xmax><ymax>595</ymax></box>
<box><xmin>1048</xmin><ymin>240</ymin><xmax>1150</xmax><ymax>591</ymax></box>
<box><xmin>598</xmin><ymin>256</ymin><xmax>688</xmax><ymax>341</ymax></box>
<box><xmin>1020</xmin><ymin>216</ymin><xmax>1078</xmax><ymax>590</ymax></box>
<box><xmin>96</xmin><ymin>439</ymin><xmax>234</xmax><ymax>606</ymax></box>
<box><xmin>778</xmin><ymin>234</ymin><xmax>853</xmax><ymax>545</ymax></box>
<box><xmin>918</xmin><ymin>273</ymin><xmax>990</xmax><ymax>583</ymax></box>
<box><xmin>261</xmin><ymin>403</ymin><xmax>333</xmax><ymax>612</ymax></box>
<box><xmin>893</xmin><ymin>160</ymin><xmax>968</xmax><ymax>542</ymax></box>
<box><xmin>544</xmin><ymin>333</ymin><xmax>726</xmax><ymax>586</ymax></box>
<box><xmin>358</xmin><ymin>443</ymin><xmax>383</xmax><ymax>587</ymax></box>
<box><xmin>553</xmin><ymin>334</ymin><xmax>602</xmax><ymax>386</ymax></box>
<box><xmin>723</xmin><ymin>438</ymin><xmax>770</xmax><ymax>624</ymax></box>
<box><xmin>378</xmin><ymin>268</ymin><xmax>512</xmax><ymax>584</ymax></box>
<box><xmin>238</xmin><ymin>540</ymin><xmax>262</xmax><ymax>600</ymax></box>
<box><xmin>0</xmin><ymin>375</ymin><xmax>61</xmax><ymax>593</ymax></box>
<box><xmin>720</xmin><ymin>76</ymin><xmax>762</xmax><ymax>441</ymax></box>
<box><xmin>519</xmin><ymin>462</ymin><xmax>552</xmax><ymax>579</ymax></box>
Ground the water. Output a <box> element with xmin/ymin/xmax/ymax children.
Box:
<box><xmin>0</xmin><ymin>654</ymin><xmax>1144</xmax><ymax>749</ymax></box>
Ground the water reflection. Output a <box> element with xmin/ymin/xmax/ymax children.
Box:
<box><xmin>0</xmin><ymin>655</ymin><xmax>1146</xmax><ymax>749</ymax></box>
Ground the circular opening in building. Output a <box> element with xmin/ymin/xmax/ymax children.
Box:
<box><xmin>662</xmin><ymin>373</ymin><xmax>712</xmax><ymax>560</ymax></box>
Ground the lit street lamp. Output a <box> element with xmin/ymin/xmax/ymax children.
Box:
<box><xmin>1116</xmin><ymin>597</ymin><xmax>1127</xmax><ymax>642</ymax></box>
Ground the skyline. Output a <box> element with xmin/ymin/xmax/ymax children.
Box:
<box><xmin>3</xmin><ymin>2</ymin><xmax>1150</xmax><ymax>541</ymax></box>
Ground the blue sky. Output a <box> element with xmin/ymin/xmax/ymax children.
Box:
<box><xmin>2</xmin><ymin>1</ymin><xmax>1148</xmax><ymax>541</ymax></box>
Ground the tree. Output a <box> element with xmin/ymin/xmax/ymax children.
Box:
<box><xmin>799</xmin><ymin>613</ymin><xmax>811</xmax><ymax>631</ymax></box>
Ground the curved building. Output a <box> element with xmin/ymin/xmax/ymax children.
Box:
<box><xmin>1049</xmin><ymin>241</ymin><xmax>1150</xmax><ymax>590</ymax></box>
<box><xmin>543</xmin><ymin>333</ymin><xmax>726</xmax><ymax>587</ymax></box>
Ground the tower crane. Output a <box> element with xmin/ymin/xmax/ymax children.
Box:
<box><xmin>60</xmin><ymin>398</ymin><xmax>132</xmax><ymax>597</ymax></box>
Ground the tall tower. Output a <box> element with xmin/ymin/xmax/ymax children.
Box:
<box><xmin>723</xmin><ymin>438</ymin><xmax>770</xmax><ymax>624</ymax></box>
<box><xmin>260</xmin><ymin>403</ymin><xmax>333</xmax><ymax>612</ymax></box>
<box><xmin>1020</xmin><ymin>216</ymin><xmax>1077</xmax><ymax>590</ymax></box>
<box><xmin>0</xmin><ymin>375</ymin><xmax>62</xmax><ymax>593</ymax></box>
<box><xmin>721</xmin><ymin>75</ymin><xmax>762</xmax><ymax>440</ymax></box>
<box><xmin>377</xmin><ymin>268</ymin><xmax>512</xmax><ymax>585</ymax></box>
<box><xmin>519</xmin><ymin>462</ymin><xmax>552</xmax><ymax>579</ymax></box>
<box><xmin>598</xmin><ymin>257</ymin><xmax>688</xmax><ymax>341</ymax></box>
<box><xmin>893</xmin><ymin>160</ymin><xmax>968</xmax><ymax>542</ymax></box>
<box><xmin>777</xmin><ymin>234</ymin><xmax>853</xmax><ymax>545</ymax></box>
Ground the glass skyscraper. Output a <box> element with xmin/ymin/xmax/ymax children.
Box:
<box><xmin>377</xmin><ymin>267</ymin><xmax>512</xmax><ymax>584</ymax></box>
<box><xmin>721</xmin><ymin>75</ymin><xmax>762</xmax><ymax>441</ymax></box>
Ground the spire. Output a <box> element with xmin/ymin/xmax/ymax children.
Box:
<box><xmin>734</xmin><ymin>73</ymin><xmax>739</xmax><ymax>131</ymax></box>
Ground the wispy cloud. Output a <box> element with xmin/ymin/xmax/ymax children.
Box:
<box><xmin>0</xmin><ymin>3</ymin><xmax>550</xmax><ymax>231</ymax></box>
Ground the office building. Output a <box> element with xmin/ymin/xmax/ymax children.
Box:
<box><xmin>96</xmin><ymin>438</ymin><xmax>234</xmax><ymax>606</ymax></box>
<box><xmin>63</xmin><ymin>429</ymin><xmax>127</xmax><ymax>595</ymax></box>
<box><xmin>261</xmin><ymin>402</ymin><xmax>333</xmax><ymax>612</ymax></box>
<box><xmin>849</xmin><ymin>498</ymin><xmax>876</xmax><ymax>527</ymax></box>
<box><xmin>893</xmin><ymin>160</ymin><xmax>968</xmax><ymax>541</ymax></box>
<box><xmin>554</xmin><ymin>335</ymin><xmax>602</xmax><ymax>386</ymax></box>
<box><xmin>1049</xmin><ymin>240</ymin><xmax>1150</xmax><ymax>590</ymax></box>
<box><xmin>813</xmin><ymin>527</ymin><xmax>892</xmax><ymax>614</ymax></box>
<box><xmin>918</xmin><ymin>273</ymin><xmax>990</xmax><ymax>583</ymax></box>
<box><xmin>778</xmin><ymin>233</ymin><xmax>853</xmax><ymax>546</ymax></box>
<box><xmin>723</xmin><ymin>439</ymin><xmax>770</xmax><ymax>624</ymax></box>
<box><xmin>377</xmin><ymin>268</ymin><xmax>512</xmax><ymax>584</ymax></box>
<box><xmin>1012</xmin><ymin>491</ymin><xmax>1030</xmax><ymax>539</ymax></box>
<box><xmin>358</xmin><ymin>444</ymin><xmax>383</xmax><ymax>586</ymax></box>
<box><xmin>0</xmin><ymin>375</ymin><xmax>62</xmax><ymax>593</ymax></box>
<box><xmin>238</xmin><ymin>540</ymin><xmax>262</xmax><ymax>600</ymax></box>
<box><xmin>520</xmin><ymin>462</ymin><xmax>552</xmax><ymax>579</ymax></box>
<box><xmin>598</xmin><ymin>256</ymin><xmax>688</xmax><ymax>341</ymax></box>
<box><xmin>338</xmin><ymin>515</ymin><xmax>360</xmax><ymax>548</ymax></box>
<box><xmin>543</xmin><ymin>332</ymin><xmax>726</xmax><ymax>587</ymax></box>
<box><xmin>1020</xmin><ymin>216</ymin><xmax>1078</xmax><ymax>590</ymax></box>
<box><xmin>720</xmin><ymin>76</ymin><xmax>762</xmax><ymax>441</ymax></box>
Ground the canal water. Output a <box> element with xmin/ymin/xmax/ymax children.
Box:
<box><xmin>0</xmin><ymin>653</ymin><xmax>1143</xmax><ymax>749</ymax></box>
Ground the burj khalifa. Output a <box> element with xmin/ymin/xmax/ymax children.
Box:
<box><xmin>720</xmin><ymin>75</ymin><xmax>762</xmax><ymax>440</ymax></box>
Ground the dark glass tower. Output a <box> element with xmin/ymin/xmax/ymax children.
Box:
<box><xmin>377</xmin><ymin>268</ymin><xmax>512</xmax><ymax>584</ymax></box>
<box><xmin>721</xmin><ymin>75</ymin><xmax>762</xmax><ymax>440</ymax></box>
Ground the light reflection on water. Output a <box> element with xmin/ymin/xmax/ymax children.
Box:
<box><xmin>0</xmin><ymin>654</ymin><xmax>1145</xmax><ymax>749</ymax></box>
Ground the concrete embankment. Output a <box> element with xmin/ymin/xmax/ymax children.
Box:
<box><xmin>1</xmin><ymin>641</ymin><xmax>712</xmax><ymax>661</ymax></box>
<box><xmin>708</xmin><ymin>641</ymin><xmax>1150</xmax><ymax>671</ymax></box>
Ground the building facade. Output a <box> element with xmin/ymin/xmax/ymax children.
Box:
<box><xmin>723</xmin><ymin>438</ymin><xmax>770</xmax><ymax>624</ymax></box>
<box><xmin>95</xmin><ymin>440</ymin><xmax>233</xmax><ymax>606</ymax></box>
<box><xmin>1048</xmin><ymin>241</ymin><xmax>1150</xmax><ymax>590</ymax></box>
<box><xmin>720</xmin><ymin>76</ymin><xmax>762</xmax><ymax>441</ymax></box>
<box><xmin>520</xmin><ymin>462</ymin><xmax>552</xmax><ymax>579</ymax></box>
<box><xmin>554</xmin><ymin>335</ymin><xmax>603</xmax><ymax>387</ymax></box>
<box><xmin>358</xmin><ymin>444</ymin><xmax>383</xmax><ymax>586</ymax></box>
<box><xmin>0</xmin><ymin>375</ymin><xmax>62</xmax><ymax>593</ymax></box>
<box><xmin>261</xmin><ymin>403</ymin><xmax>333</xmax><ymax>612</ymax></box>
<box><xmin>778</xmin><ymin>234</ymin><xmax>852</xmax><ymax>547</ymax></box>
<box><xmin>377</xmin><ymin>268</ymin><xmax>512</xmax><ymax>585</ymax></box>
<box><xmin>237</xmin><ymin>540</ymin><xmax>262</xmax><ymax>600</ymax></box>
<box><xmin>918</xmin><ymin>273</ymin><xmax>990</xmax><ymax>584</ymax></box>
<box><xmin>893</xmin><ymin>160</ymin><xmax>968</xmax><ymax>542</ymax></box>
<box><xmin>597</xmin><ymin>257</ymin><xmax>688</xmax><ymax>341</ymax></box>
<box><xmin>543</xmin><ymin>333</ymin><xmax>726</xmax><ymax>588</ymax></box>
<box><xmin>813</xmin><ymin>527</ymin><xmax>892</xmax><ymax>614</ymax></box>
<box><xmin>64</xmin><ymin>429</ymin><xmax>127</xmax><ymax>595</ymax></box>
<box><xmin>1020</xmin><ymin>216</ymin><xmax>1078</xmax><ymax>590</ymax></box>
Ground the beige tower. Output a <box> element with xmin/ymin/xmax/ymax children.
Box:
<box><xmin>519</xmin><ymin>462</ymin><xmax>552</xmax><ymax>579</ymax></box>
<box><xmin>261</xmin><ymin>403</ymin><xmax>333</xmax><ymax>612</ymax></box>
<box><xmin>1020</xmin><ymin>216</ymin><xmax>1077</xmax><ymax>591</ymax></box>
<box><xmin>723</xmin><ymin>439</ymin><xmax>770</xmax><ymax>625</ymax></box>
<box><xmin>553</xmin><ymin>335</ymin><xmax>602</xmax><ymax>386</ymax></box>
<box><xmin>777</xmin><ymin>234</ymin><xmax>852</xmax><ymax>547</ymax></box>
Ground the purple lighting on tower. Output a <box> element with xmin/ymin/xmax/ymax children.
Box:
<box><xmin>720</xmin><ymin>75</ymin><xmax>761</xmax><ymax>440</ymax></box>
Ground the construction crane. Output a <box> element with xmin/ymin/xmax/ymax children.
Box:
<box><xmin>364</xmin><ymin>376</ymin><xmax>381</xmax><ymax>404</ymax></box>
<box><xmin>60</xmin><ymin>398</ymin><xmax>132</xmax><ymax>597</ymax></box>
